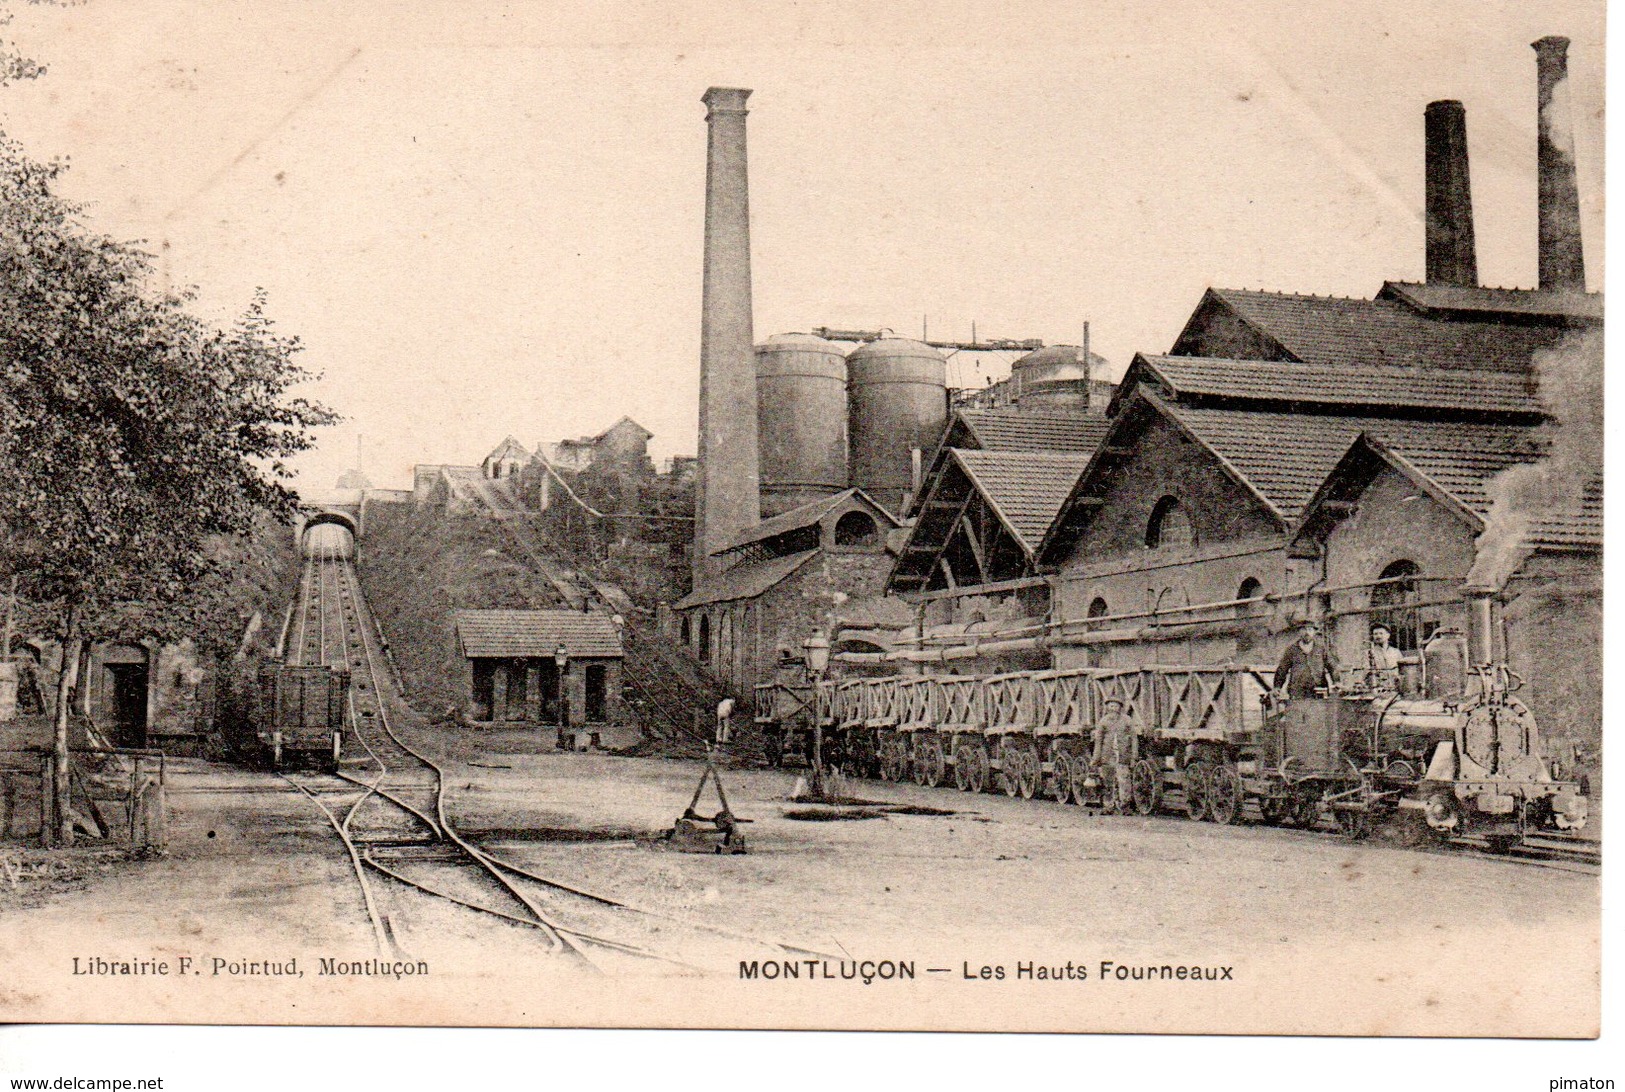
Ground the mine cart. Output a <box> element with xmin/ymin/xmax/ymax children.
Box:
<box><xmin>257</xmin><ymin>664</ymin><xmax>351</xmax><ymax>771</ymax></box>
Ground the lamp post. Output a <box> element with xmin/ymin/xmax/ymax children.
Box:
<box><xmin>553</xmin><ymin>643</ymin><xmax>569</xmax><ymax>750</ymax></box>
<box><xmin>802</xmin><ymin>632</ymin><xmax>831</xmax><ymax>800</ymax></box>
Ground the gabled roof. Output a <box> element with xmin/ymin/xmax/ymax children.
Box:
<box><xmin>1175</xmin><ymin>287</ymin><xmax>1574</xmax><ymax>373</ymax></box>
<box><xmin>890</xmin><ymin>448</ymin><xmax>1091</xmax><ymax>592</ymax></box>
<box><xmin>592</xmin><ymin>415</ymin><xmax>653</xmax><ymax>442</ymax></box>
<box><xmin>1039</xmin><ymin>387</ymin><xmax>1550</xmax><ymax>564</ymax></box>
<box><xmin>1113</xmin><ymin>353</ymin><xmax>1541</xmax><ymax>418</ymax></box>
<box><xmin>713</xmin><ymin>488</ymin><xmax>899</xmax><ymax>557</ymax></box>
<box><xmin>1378</xmin><ymin>281</ymin><xmax>1603</xmax><ymax>324</ymax></box>
<box><xmin>953</xmin><ymin>451</ymin><xmax>1093</xmax><ymax>555</ymax></box>
<box><xmin>483</xmin><ymin>435</ymin><xmax>530</xmax><ymax>464</ymax></box>
<box><xmin>454</xmin><ymin>610</ymin><xmax>624</xmax><ymax>659</ymax></box>
<box><xmin>671</xmin><ymin>550</ymin><xmax>820</xmax><ymax>610</ymax></box>
<box><xmin>1294</xmin><ymin>433</ymin><xmax>1600</xmax><ymax>553</ymax></box>
<box><xmin>952</xmin><ymin>409</ymin><xmax>1113</xmax><ymax>453</ymax></box>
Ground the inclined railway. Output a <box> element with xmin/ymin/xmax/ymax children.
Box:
<box><xmin>277</xmin><ymin>531</ymin><xmax>813</xmax><ymax>970</ymax></box>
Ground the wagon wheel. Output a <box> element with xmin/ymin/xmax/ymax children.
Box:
<box><xmin>1050</xmin><ymin>749</ymin><xmax>1075</xmax><ymax>804</ymax></box>
<box><xmin>1131</xmin><ymin>759</ymin><xmax>1163</xmax><ymax>816</ymax></box>
<box><xmin>1207</xmin><ymin>765</ymin><xmax>1243</xmax><ymax>825</ymax></box>
<box><xmin>992</xmin><ymin>740</ymin><xmax>1015</xmax><ymax>798</ymax></box>
<box><xmin>1016</xmin><ymin>741</ymin><xmax>1040</xmax><ymax>801</ymax></box>
<box><xmin>894</xmin><ymin>737</ymin><xmax>914</xmax><ymax>785</ymax></box>
<box><xmin>1183</xmin><ymin>761</ymin><xmax>1211</xmax><ymax>821</ymax></box>
<box><xmin>1072</xmin><ymin>756</ymin><xmax>1098</xmax><ymax>810</ymax></box>
<box><xmin>911</xmin><ymin>736</ymin><xmax>930</xmax><ymax>786</ymax></box>
<box><xmin>953</xmin><ymin>742</ymin><xmax>974</xmax><ymax>792</ymax></box>
<box><xmin>968</xmin><ymin>742</ymin><xmax>990</xmax><ymax>794</ymax></box>
<box><xmin>879</xmin><ymin>737</ymin><xmax>898</xmax><ymax>782</ymax></box>
<box><xmin>920</xmin><ymin>735</ymin><xmax>947</xmax><ymax>788</ymax></box>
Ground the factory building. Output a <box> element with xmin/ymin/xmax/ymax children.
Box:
<box><xmin>839</xmin><ymin>38</ymin><xmax>1600</xmax><ymax>767</ymax></box>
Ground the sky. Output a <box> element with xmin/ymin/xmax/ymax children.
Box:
<box><xmin>0</xmin><ymin>0</ymin><xmax>1605</xmax><ymax>496</ymax></box>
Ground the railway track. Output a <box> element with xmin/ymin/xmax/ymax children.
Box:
<box><xmin>279</xmin><ymin>533</ymin><xmax>821</xmax><ymax>972</ymax></box>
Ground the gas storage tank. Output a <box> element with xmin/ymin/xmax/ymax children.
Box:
<box><xmin>1011</xmin><ymin>344</ymin><xmax>1091</xmax><ymax>411</ymax></box>
<box><xmin>846</xmin><ymin>337</ymin><xmax>947</xmax><ymax>515</ymax></box>
<box><xmin>756</xmin><ymin>333</ymin><xmax>849</xmax><ymax>518</ymax></box>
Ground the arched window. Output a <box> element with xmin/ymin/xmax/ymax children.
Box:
<box><xmin>1235</xmin><ymin>577</ymin><xmax>1265</xmax><ymax>612</ymax></box>
<box><xmin>1146</xmin><ymin>495</ymin><xmax>1195</xmax><ymax>549</ymax></box>
<box><xmin>1234</xmin><ymin>577</ymin><xmax>1267</xmax><ymax>658</ymax></box>
<box><xmin>834</xmin><ymin>511</ymin><xmax>878</xmax><ymax>547</ymax></box>
<box><xmin>1370</xmin><ymin>560</ymin><xmax>1423</xmax><ymax>652</ymax></box>
<box><xmin>697</xmin><ymin>614</ymin><xmax>711</xmax><ymax>661</ymax></box>
<box><xmin>1086</xmin><ymin>597</ymin><xmax>1110</xmax><ymax>667</ymax></box>
<box><xmin>679</xmin><ymin>616</ymin><xmax>691</xmax><ymax>646</ymax></box>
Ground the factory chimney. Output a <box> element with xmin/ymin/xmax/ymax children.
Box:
<box><xmin>1532</xmin><ymin>36</ymin><xmax>1586</xmax><ymax>291</ymax></box>
<box><xmin>694</xmin><ymin>87</ymin><xmax>761</xmax><ymax>580</ymax></box>
<box><xmin>1423</xmin><ymin>100</ymin><xmax>1477</xmax><ymax>286</ymax></box>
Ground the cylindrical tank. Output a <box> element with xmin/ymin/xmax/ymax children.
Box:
<box><xmin>846</xmin><ymin>338</ymin><xmax>947</xmax><ymax>514</ymax></box>
<box><xmin>1011</xmin><ymin>344</ymin><xmax>1091</xmax><ymax>410</ymax></box>
<box><xmin>755</xmin><ymin>333</ymin><xmax>848</xmax><ymax>518</ymax></box>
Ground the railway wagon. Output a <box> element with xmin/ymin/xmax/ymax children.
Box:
<box><xmin>257</xmin><ymin>663</ymin><xmax>350</xmax><ymax>771</ymax></box>
<box><xmin>755</xmin><ymin>640</ymin><xmax>1587</xmax><ymax>847</ymax></box>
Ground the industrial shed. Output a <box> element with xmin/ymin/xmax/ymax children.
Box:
<box><xmin>454</xmin><ymin>610</ymin><xmax>624</xmax><ymax>728</ymax></box>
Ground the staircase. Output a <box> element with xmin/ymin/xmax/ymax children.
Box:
<box><xmin>446</xmin><ymin>470</ymin><xmax>726</xmax><ymax>750</ymax></box>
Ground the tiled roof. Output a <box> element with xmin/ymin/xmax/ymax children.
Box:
<box><xmin>1527</xmin><ymin>475</ymin><xmax>1602</xmax><ymax>548</ymax></box>
<box><xmin>672</xmin><ymin>550</ymin><xmax>820</xmax><ymax>610</ymax></box>
<box><xmin>1156</xmin><ymin>394</ymin><xmax>1548</xmax><ymax>524</ymax></box>
<box><xmin>1379</xmin><ymin>281</ymin><xmax>1603</xmax><ymax>323</ymax></box>
<box><xmin>956</xmin><ymin>409</ymin><xmax>1114</xmax><ymax>453</ymax></box>
<box><xmin>1194</xmin><ymin>288</ymin><xmax>1572</xmax><ymax>373</ymax></box>
<box><xmin>953</xmin><ymin>450</ymin><xmax>1093</xmax><ymax>554</ymax></box>
<box><xmin>712</xmin><ymin>489</ymin><xmax>898</xmax><ymax>556</ymax></box>
<box><xmin>454</xmin><ymin>610</ymin><xmax>624</xmax><ymax>659</ymax></box>
<box><xmin>1128</xmin><ymin>354</ymin><xmax>1540</xmax><ymax>416</ymax></box>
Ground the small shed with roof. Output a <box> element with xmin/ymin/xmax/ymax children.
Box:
<box><xmin>454</xmin><ymin>609</ymin><xmax>624</xmax><ymax>727</ymax></box>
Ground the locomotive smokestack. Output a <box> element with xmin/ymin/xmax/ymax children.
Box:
<box><xmin>1466</xmin><ymin>591</ymin><xmax>1496</xmax><ymax>665</ymax></box>
<box><xmin>1532</xmin><ymin>36</ymin><xmax>1586</xmax><ymax>291</ymax></box>
<box><xmin>695</xmin><ymin>87</ymin><xmax>761</xmax><ymax>580</ymax></box>
<box><xmin>1423</xmin><ymin>100</ymin><xmax>1478</xmax><ymax>286</ymax></box>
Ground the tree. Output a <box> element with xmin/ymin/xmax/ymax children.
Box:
<box><xmin>0</xmin><ymin>136</ymin><xmax>337</xmax><ymax>843</ymax></box>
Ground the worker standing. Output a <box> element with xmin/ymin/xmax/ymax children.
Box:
<box><xmin>1273</xmin><ymin>619</ymin><xmax>1340</xmax><ymax>700</ymax></box>
<box><xmin>715</xmin><ymin>696</ymin><xmax>735</xmax><ymax>747</ymax></box>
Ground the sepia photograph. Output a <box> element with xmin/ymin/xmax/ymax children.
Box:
<box><xmin>0</xmin><ymin>0</ymin><xmax>1606</xmax><ymax>1060</ymax></box>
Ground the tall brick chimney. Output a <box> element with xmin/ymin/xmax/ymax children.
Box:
<box><xmin>1423</xmin><ymin>100</ymin><xmax>1477</xmax><ymax>286</ymax></box>
<box><xmin>694</xmin><ymin>87</ymin><xmax>761</xmax><ymax>581</ymax></box>
<box><xmin>1532</xmin><ymin>36</ymin><xmax>1586</xmax><ymax>291</ymax></box>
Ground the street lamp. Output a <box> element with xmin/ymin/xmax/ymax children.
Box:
<box><xmin>553</xmin><ymin>644</ymin><xmax>569</xmax><ymax>750</ymax></box>
<box><xmin>802</xmin><ymin>632</ymin><xmax>832</xmax><ymax>800</ymax></box>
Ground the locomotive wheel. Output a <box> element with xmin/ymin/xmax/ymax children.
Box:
<box><xmin>1050</xmin><ymin>749</ymin><xmax>1075</xmax><ymax>804</ymax></box>
<box><xmin>1183</xmin><ymin>762</ymin><xmax>1211</xmax><ymax>821</ymax></box>
<box><xmin>1338</xmin><ymin>808</ymin><xmax>1372</xmax><ymax>841</ymax></box>
<box><xmin>1131</xmin><ymin>759</ymin><xmax>1163</xmax><ymax>816</ymax></box>
<box><xmin>1015</xmin><ymin>741</ymin><xmax>1040</xmax><ymax>801</ymax></box>
<box><xmin>1257</xmin><ymin>795</ymin><xmax>1288</xmax><ymax>825</ymax></box>
<box><xmin>1292</xmin><ymin>794</ymin><xmax>1322</xmax><ymax>830</ymax></box>
<box><xmin>1208</xmin><ymin>765</ymin><xmax>1243</xmax><ymax>825</ymax></box>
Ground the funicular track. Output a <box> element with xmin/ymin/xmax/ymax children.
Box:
<box><xmin>280</xmin><ymin>534</ymin><xmax>822</xmax><ymax>970</ymax></box>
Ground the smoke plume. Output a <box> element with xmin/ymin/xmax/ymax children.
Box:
<box><xmin>1466</xmin><ymin>325</ymin><xmax>1602</xmax><ymax>590</ymax></box>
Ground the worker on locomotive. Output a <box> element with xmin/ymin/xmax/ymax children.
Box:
<box><xmin>1271</xmin><ymin>619</ymin><xmax>1340</xmax><ymax>700</ymax></box>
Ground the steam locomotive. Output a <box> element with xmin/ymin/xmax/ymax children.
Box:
<box><xmin>755</xmin><ymin>625</ymin><xmax>1588</xmax><ymax>849</ymax></box>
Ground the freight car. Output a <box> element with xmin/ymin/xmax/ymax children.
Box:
<box><xmin>257</xmin><ymin>663</ymin><xmax>351</xmax><ymax>771</ymax></box>
<box><xmin>754</xmin><ymin>628</ymin><xmax>1587</xmax><ymax>849</ymax></box>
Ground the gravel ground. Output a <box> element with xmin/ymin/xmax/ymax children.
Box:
<box><xmin>0</xmin><ymin>725</ymin><xmax>1598</xmax><ymax>1036</ymax></box>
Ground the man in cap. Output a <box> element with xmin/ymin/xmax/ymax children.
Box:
<box><xmin>1365</xmin><ymin>623</ymin><xmax>1403</xmax><ymax>692</ymax></box>
<box><xmin>1091</xmin><ymin>696</ymin><xmax>1136</xmax><ymax>812</ymax></box>
<box><xmin>1273</xmin><ymin>619</ymin><xmax>1340</xmax><ymax>700</ymax></box>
